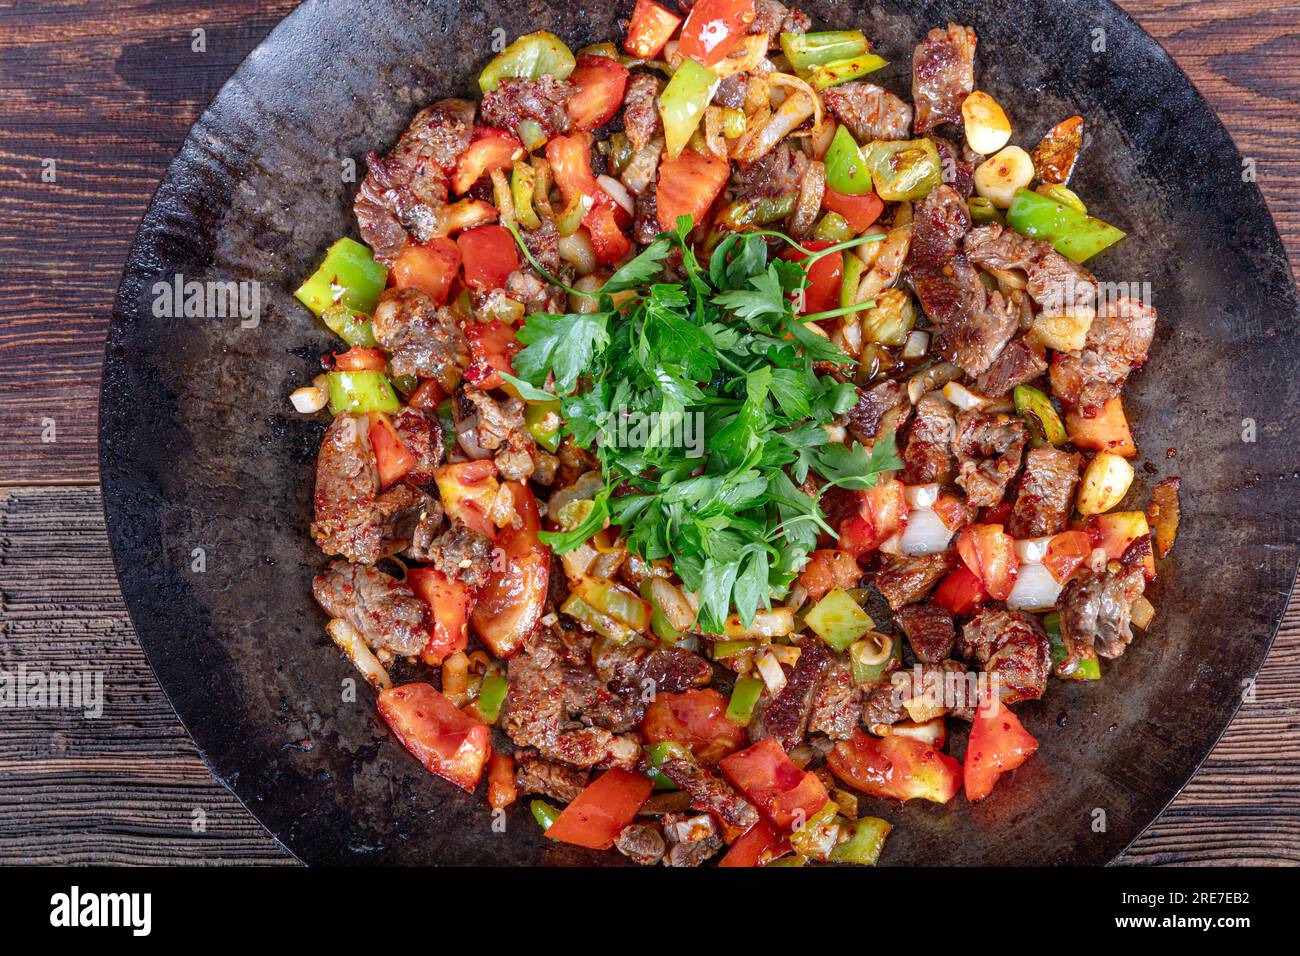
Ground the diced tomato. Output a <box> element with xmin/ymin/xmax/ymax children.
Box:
<box><xmin>827</xmin><ymin>730</ymin><xmax>963</xmax><ymax>804</ymax></box>
<box><xmin>836</xmin><ymin>479</ymin><xmax>908</xmax><ymax>558</ymax></box>
<box><xmin>677</xmin><ymin>0</ymin><xmax>756</xmax><ymax>66</ymax></box>
<box><xmin>932</xmin><ymin>564</ymin><xmax>986</xmax><ymax>617</ymax></box>
<box><xmin>956</xmin><ymin>524</ymin><xmax>1019</xmax><ymax>601</ymax></box>
<box><xmin>470</xmin><ymin>482</ymin><xmax>549</xmax><ymax>658</ymax></box>
<box><xmin>1083</xmin><ymin>512</ymin><xmax>1156</xmax><ymax>577</ymax></box>
<box><xmin>1042</xmin><ymin>529</ymin><xmax>1093</xmax><ymax>585</ymax></box>
<box><xmin>718</xmin><ymin>817</ymin><xmax>790</xmax><ymax>867</ymax></box>
<box><xmin>546</xmin><ymin>132</ymin><xmax>602</xmax><ymax>206</ymax></box>
<box><xmin>566</xmin><ymin>54</ymin><xmax>630</xmax><ymax>132</ymax></box>
<box><xmin>719</xmin><ymin>737</ymin><xmax>829</xmax><ymax>831</ymax></box>
<box><xmin>656</xmin><ymin>149</ymin><xmax>731</xmax><ymax>232</ymax></box>
<box><xmin>408</xmin><ymin>567</ymin><xmax>472</xmax><ymax>666</ymax></box>
<box><xmin>797</xmin><ymin>549</ymin><xmax>863</xmax><ymax>603</ymax></box>
<box><xmin>462</xmin><ymin>320</ymin><xmax>520</xmax><ymax>390</ymax></box>
<box><xmin>451</xmin><ymin>126</ymin><xmax>522</xmax><ymax>195</ymax></box>
<box><xmin>932</xmin><ymin>493</ymin><xmax>974</xmax><ymax>532</ymax></box>
<box><xmin>641</xmin><ymin>689</ymin><xmax>746</xmax><ymax>766</ymax></box>
<box><xmin>433</xmin><ymin>460</ymin><xmax>500</xmax><ymax>539</ymax></box>
<box><xmin>963</xmin><ymin>696</ymin><xmax>1038</xmax><ymax>802</ymax></box>
<box><xmin>584</xmin><ymin>201</ymin><xmax>632</xmax><ymax>265</ymax></box>
<box><xmin>487</xmin><ymin>749</ymin><xmax>518</xmax><ymax>810</ymax></box>
<box><xmin>368</xmin><ymin>412</ymin><xmax>416</xmax><ymax>490</ymax></box>
<box><xmin>1064</xmin><ymin>395</ymin><xmax>1136</xmax><ymax>457</ymax></box>
<box><xmin>407</xmin><ymin>378</ymin><xmax>447</xmax><ymax>410</ymax></box>
<box><xmin>456</xmin><ymin>224</ymin><xmax>519</xmax><ymax>293</ymax></box>
<box><xmin>333</xmin><ymin>347</ymin><xmax>388</xmax><ymax>372</ymax></box>
<box><xmin>822</xmin><ymin>187</ymin><xmax>884</xmax><ymax>233</ymax></box>
<box><xmin>781</xmin><ymin>241</ymin><xmax>843</xmax><ymax>316</ymax></box>
<box><xmin>377</xmin><ymin>683</ymin><xmax>491</xmax><ymax>792</ymax></box>
<box><xmin>392</xmin><ymin>238</ymin><xmax>462</xmax><ymax>304</ymax></box>
<box><xmin>625</xmin><ymin>0</ymin><xmax>682</xmax><ymax>58</ymax></box>
<box><xmin>545</xmin><ymin>768</ymin><xmax>654</xmax><ymax>850</ymax></box>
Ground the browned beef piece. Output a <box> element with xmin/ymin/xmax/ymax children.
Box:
<box><xmin>953</xmin><ymin>410</ymin><xmax>1028</xmax><ymax>507</ymax></box>
<box><xmin>749</xmin><ymin>0</ymin><xmax>810</xmax><ymax>43</ymax></box>
<box><xmin>959</xmin><ymin>608</ymin><xmax>1051</xmax><ymax>704</ymax></box>
<box><xmin>589</xmin><ymin>643</ymin><xmax>712</xmax><ymax>730</ymax></box>
<box><xmin>732</xmin><ymin>141</ymin><xmax>809</xmax><ymax>201</ymax></box>
<box><xmin>932</xmin><ymin>135</ymin><xmax>975</xmax><ymax>196</ymax></box>
<box><xmin>454</xmin><ymin>386</ymin><xmax>536</xmax><ymax>480</ymax></box>
<box><xmin>521</xmin><ymin>221</ymin><xmax>562</xmax><ymax>274</ymax></box>
<box><xmin>822</xmin><ymin>82</ymin><xmax>913</xmax><ymax>142</ymax></box>
<box><xmin>908</xmin><ymin>184</ymin><xmax>968</xmax><ymax>272</ymax></box>
<box><xmin>808</xmin><ymin>658</ymin><xmax>861</xmax><ymax>740</ymax></box>
<box><xmin>845</xmin><ymin>378</ymin><xmax>911</xmax><ymax>445</ymax></box>
<box><xmin>504</xmin><ymin>267</ymin><xmax>567</xmax><ymax>314</ymax></box>
<box><xmin>427</xmin><ymin>520</ymin><xmax>495</xmax><ymax>587</ymax></box>
<box><xmin>394</xmin><ymin>495</ymin><xmax>444</xmax><ymax>562</ymax></box>
<box><xmin>622</xmin><ymin>73</ymin><xmax>663</xmax><ymax>151</ymax></box>
<box><xmin>371</xmin><ymin>288</ymin><xmax>468</xmax><ymax>390</ymax></box>
<box><xmin>964</xmin><ymin>224</ymin><xmax>1097</xmax><ymax>320</ymax></box>
<box><xmin>900</xmin><ymin>392</ymin><xmax>956</xmax><ymax>485</ymax></box>
<box><xmin>633</xmin><ymin>188</ymin><xmax>661</xmax><ymax>245</ymax></box>
<box><xmin>353</xmin><ymin>99</ymin><xmax>476</xmax><ymax>259</ymax></box>
<box><xmin>912</xmin><ymin>22</ymin><xmax>976</xmax><ymax>133</ymax></box>
<box><xmin>1049</xmin><ymin>296</ymin><xmax>1158</xmax><ymax>413</ymax></box>
<box><xmin>661</xmin><ymin>756</ymin><xmax>760</xmax><ymax>831</ymax></box>
<box><xmin>1057</xmin><ymin>536</ymin><xmax>1150</xmax><ymax>670</ymax></box>
<box><xmin>973</xmin><ymin>335</ymin><xmax>1048</xmax><ymax>396</ymax></box>
<box><xmin>480</xmin><ymin>75</ymin><xmax>573</xmax><ymax>138</ymax></box>
<box><xmin>1008</xmin><ymin>446</ymin><xmax>1082</xmax><ymax>537</ymax></box>
<box><xmin>862</xmin><ymin>659</ymin><xmax>977</xmax><ymax>728</ymax></box>
<box><xmin>751</xmin><ymin>640</ymin><xmax>830</xmax><ymax>750</ymax></box>
<box><xmin>391</xmin><ymin>407</ymin><xmax>444</xmax><ymax>487</ymax></box>
<box><xmin>311</xmin><ymin>413</ymin><xmax>381</xmax><ymax>563</ymax></box>
<box><xmin>875</xmin><ymin>551</ymin><xmax>957</xmax><ymax>610</ymax></box>
<box><xmin>661</xmin><ymin>813</ymin><xmax>724</xmax><ymax>867</ymax></box>
<box><xmin>896</xmin><ymin>603</ymin><xmax>956</xmax><ymax>663</ymax></box>
<box><xmin>615</xmin><ymin>823</ymin><xmax>666</xmax><ymax>865</ymax></box>
<box><xmin>714</xmin><ymin>73</ymin><xmax>748</xmax><ymax>110</ymax></box>
<box><xmin>312</xmin><ymin>560</ymin><xmax>429</xmax><ymax>656</ymax></box>
<box><xmin>514</xmin><ymin>752</ymin><xmax>590</xmax><ymax>803</ymax></box>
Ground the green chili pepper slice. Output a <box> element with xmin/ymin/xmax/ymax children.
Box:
<box><xmin>1013</xmin><ymin>384</ymin><xmax>1068</xmax><ymax>447</ymax></box>
<box><xmin>813</xmin><ymin>211</ymin><xmax>856</xmax><ymax>244</ymax></box>
<box><xmin>725</xmin><ymin>677</ymin><xmax>764</xmax><ymax>727</ymax></box>
<box><xmin>479</xmin><ymin>31</ymin><xmax>576</xmax><ymax>94</ymax></box>
<box><xmin>863</xmin><ymin>139</ymin><xmax>943</xmax><ymax>202</ymax></box>
<box><xmin>644</xmin><ymin>741</ymin><xmax>690</xmax><ymax>791</ymax></box>
<box><xmin>321</xmin><ymin>304</ymin><xmax>379</xmax><ymax>348</ymax></box>
<box><xmin>807</xmin><ymin>53</ymin><xmax>888</xmax><ymax>91</ymax></box>
<box><xmin>325</xmin><ymin>370</ymin><xmax>401</xmax><ymax>415</ymax></box>
<box><xmin>829</xmin><ymin>816</ymin><xmax>892</xmax><ymax>865</ymax></box>
<box><xmin>711</xmin><ymin>639</ymin><xmax>759</xmax><ymax>660</ymax></box>
<box><xmin>659</xmin><ymin>58</ymin><xmax>719</xmax><ymax>159</ymax></box>
<box><xmin>967</xmin><ymin>196</ymin><xmax>1004</xmax><ymax>226</ymax></box>
<box><xmin>524</xmin><ymin>399</ymin><xmax>562</xmax><ymax>452</ymax></box>
<box><xmin>530</xmin><ymin>799</ymin><xmax>562</xmax><ymax>831</ymax></box>
<box><xmin>1006</xmin><ymin>188</ymin><xmax>1126</xmax><ymax>264</ymax></box>
<box><xmin>824</xmin><ymin>125</ymin><xmax>872</xmax><ymax>196</ymax></box>
<box><xmin>294</xmin><ymin>237</ymin><xmax>388</xmax><ymax>317</ymax></box>
<box><xmin>779</xmin><ymin>30</ymin><xmax>868</xmax><ymax>72</ymax></box>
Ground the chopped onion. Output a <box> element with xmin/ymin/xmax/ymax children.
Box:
<box><xmin>725</xmin><ymin>607</ymin><xmax>795</xmax><ymax>639</ymax></box>
<box><xmin>756</xmin><ymin>651</ymin><xmax>787</xmax><ymax>696</ymax></box>
<box><xmin>558</xmin><ymin>230</ymin><xmax>597</xmax><ymax>277</ymax></box>
<box><xmin>941</xmin><ymin>380</ymin><xmax>990</xmax><ymax>411</ymax></box>
<box><xmin>769</xmin><ymin>644</ymin><xmax>801</xmax><ymax>667</ymax></box>
<box><xmin>290</xmin><ymin>386</ymin><xmax>327</xmax><ymax>414</ymax></box>
<box><xmin>899</xmin><ymin>508</ymin><xmax>955</xmax><ymax>556</ymax></box>
<box><xmin>620</xmin><ymin>136</ymin><xmax>664</xmax><ymax>195</ymax></box>
<box><xmin>1004</xmin><ymin>562</ymin><xmax>1063</xmax><ymax>612</ymax></box>
<box><xmin>326</xmin><ymin>619</ymin><xmax>391</xmax><ymax>691</ymax></box>
<box><xmin>646</xmin><ymin>577</ymin><xmax>696</xmax><ymax>631</ymax></box>
<box><xmin>1013</xmin><ymin>536</ymin><xmax>1054</xmax><ymax>563</ymax></box>
<box><xmin>904</xmin><ymin>483</ymin><xmax>941</xmax><ymax>509</ymax></box>
<box><xmin>597</xmin><ymin>174</ymin><xmax>635</xmax><ymax>216</ymax></box>
<box><xmin>902</xmin><ymin>329</ymin><xmax>930</xmax><ymax>359</ymax></box>
<box><xmin>907</xmin><ymin>361</ymin><xmax>961</xmax><ymax>404</ymax></box>
<box><xmin>877</xmin><ymin>531</ymin><xmax>905</xmax><ymax>555</ymax></box>
<box><xmin>1131</xmin><ymin>594</ymin><xmax>1156</xmax><ymax>630</ymax></box>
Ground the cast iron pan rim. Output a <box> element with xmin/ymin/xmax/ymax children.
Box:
<box><xmin>98</xmin><ymin>0</ymin><xmax>1300</xmax><ymax>866</ymax></box>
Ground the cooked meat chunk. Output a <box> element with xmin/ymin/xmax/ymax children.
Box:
<box><xmin>953</xmin><ymin>410</ymin><xmax>1028</xmax><ymax>507</ymax></box>
<box><xmin>1057</xmin><ymin>536</ymin><xmax>1150</xmax><ymax>670</ymax></box>
<box><xmin>964</xmin><ymin>224</ymin><xmax>1097</xmax><ymax>321</ymax></box>
<box><xmin>908</xmin><ymin>184</ymin><xmax>968</xmax><ymax>274</ymax></box>
<box><xmin>875</xmin><ymin>550</ymin><xmax>958</xmax><ymax>609</ymax></box>
<box><xmin>393</xmin><ymin>495</ymin><xmax>444</xmax><ymax>561</ymax></box>
<box><xmin>589</xmin><ymin>643</ymin><xmax>713</xmax><ymax>729</ymax></box>
<box><xmin>863</xmin><ymin>659</ymin><xmax>977</xmax><ymax>728</ymax></box>
<box><xmin>732</xmin><ymin>141</ymin><xmax>809</xmax><ymax>201</ymax></box>
<box><xmin>751</xmin><ymin>640</ymin><xmax>830</xmax><ymax>750</ymax></box>
<box><xmin>660</xmin><ymin>756</ymin><xmax>760</xmax><ymax>831</ymax></box>
<box><xmin>427</xmin><ymin>520</ymin><xmax>495</xmax><ymax>587</ymax></box>
<box><xmin>1008</xmin><ymin>446</ymin><xmax>1082</xmax><ymax>537</ymax></box>
<box><xmin>622</xmin><ymin>73</ymin><xmax>663</xmax><ymax>151</ymax></box>
<box><xmin>822</xmin><ymin>81</ymin><xmax>913</xmax><ymax>142</ymax></box>
<box><xmin>845</xmin><ymin>378</ymin><xmax>912</xmax><ymax>445</ymax></box>
<box><xmin>480</xmin><ymin>75</ymin><xmax>574</xmax><ymax>138</ymax></box>
<box><xmin>312</xmin><ymin>560</ymin><xmax>429</xmax><ymax>656</ymax></box>
<box><xmin>959</xmin><ymin>608</ymin><xmax>1051</xmax><ymax>704</ymax></box>
<box><xmin>912</xmin><ymin>22</ymin><xmax>976</xmax><ymax>133</ymax></box>
<box><xmin>514</xmin><ymin>753</ymin><xmax>590</xmax><ymax>803</ymax></box>
<box><xmin>311</xmin><ymin>413</ymin><xmax>381</xmax><ymax>563</ymax></box>
<box><xmin>1050</xmin><ymin>296</ymin><xmax>1158</xmax><ymax>413</ymax></box>
<box><xmin>371</xmin><ymin>288</ymin><xmax>468</xmax><ymax>390</ymax></box>
<box><xmin>353</xmin><ymin>99</ymin><xmax>476</xmax><ymax>259</ymax></box>
<box><xmin>521</xmin><ymin>221</ymin><xmax>563</xmax><ymax>274</ymax></box>
<box><xmin>808</xmin><ymin>658</ymin><xmax>861</xmax><ymax>740</ymax></box>
<box><xmin>932</xmin><ymin>135</ymin><xmax>974</xmax><ymax>196</ymax></box>
<box><xmin>391</xmin><ymin>407</ymin><xmax>445</xmax><ymax>487</ymax></box>
<box><xmin>660</xmin><ymin>813</ymin><xmax>724</xmax><ymax>867</ymax></box>
<box><xmin>615</xmin><ymin>823</ymin><xmax>666</xmax><ymax>865</ymax></box>
<box><xmin>714</xmin><ymin>73</ymin><xmax>749</xmax><ymax>110</ymax></box>
<box><xmin>454</xmin><ymin>385</ymin><xmax>529</xmax><ymax>463</ymax></box>
<box><xmin>900</xmin><ymin>393</ymin><xmax>956</xmax><ymax>485</ymax></box>
<box><xmin>896</xmin><ymin>603</ymin><xmax>956</xmax><ymax>663</ymax></box>
<box><xmin>633</xmin><ymin>188</ymin><xmax>660</xmax><ymax>245</ymax></box>
<box><xmin>749</xmin><ymin>0</ymin><xmax>810</xmax><ymax>43</ymax></box>
<box><xmin>505</xmin><ymin>267</ymin><xmax>567</xmax><ymax>314</ymax></box>
<box><xmin>973</xmin><ymin>335</ymin><xmax>1048</xmax><ymax>397</ymax></box>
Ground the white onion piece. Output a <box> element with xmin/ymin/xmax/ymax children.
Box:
<box><xmin>597</xmin><ymin>175</ymin><xmax>635</xmax><ymax>216</ymax></box>
<box><xmin>902</xmin><ymin>329</ymin><xmax>930</xmax><ymax>359</ymax></box>
<box><xmin>942</xmin><ymin>380</ymin><xmax>990</xmax><ymax>411</ymax></box>
<box><xmin>899</xmin><ymin>508</ymin><xmax>955</xmax><ymax>556</ymax></box>
<box><xmin>1013</xmin><ymin>536</ymin><xmax>1054</xmax><ymax>563</ymax></box>
<box><xmin>558</xmin><ymin>230</ymin><xmax>597</xmax><ymax>277</ymax></box>
<box><xmin>1004</xmin><ymin>562</ymin><xmax>1063</xmax><ymax>612</ymax></box>
<box><xmin>757</xmin><ymin>651</ymin><xmax>787</xmax><ymax>696</ymax></box>
<box><xmin>904</xmin><ymin>483</ymin><xmax>941</xmax><ymax>509</ymax></box>
<box><xmin>326</xmin><ymin>619</ymin><xmax>391</xmax><ymax>691</ymax></box>
<box><xmin>290</xmin><ymin>386</ymin><xmax>327</xmax><ymax>414</ymax></box>
<box><xmin>876</xmin><ymin>531</ymin><xmax>905</xmax><ymax>555</ymax></box>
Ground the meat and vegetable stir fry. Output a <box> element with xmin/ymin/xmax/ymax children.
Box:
<box><xmin>290</xmin><ymin>0</ymin><xmax>1180</xmax><ymax>867</ymax></box>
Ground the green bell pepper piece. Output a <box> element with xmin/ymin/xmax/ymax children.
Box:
<box><xmin>863</xmin><ymin>139</ymin><xmax>943</xmax><ymax>202</ymax></box>
<box><xmin>850</xmin><ymin>631</ymin><xmax>901</xmax><ymax>687</ymax></box>
<box><xmin>644</xmin><ymin>741</ymin><xmax>689</xmax><ymax>791</ymax></box>
<box><xmin>967</xmin><ymin>196</ymin><xmax>1004</xmax><ymax>225</ymax></box>
<box><xmin>1045</xmin><ymin>611</ymin><xmax>1101</xmax><ymax>680</ymax></box>
<box><xmin>824</xmin><ymin>125</ymin><xmax>872</xmax><ymax>196</ymax></box>
<box><xmin>640</xmin><ymin>579</ymin><xmax>684</xmax><ymax>645</ymax></box>
<box><xmin>725</xmin><ymin>677</ymin><xmax>764</xmax><ymax>727</ymax></box>
<box><xmin>839</xmin><ymin>251</ymin><xmax>868</xmax><ymax>325</ymax></box>
<box><xmin>478</xmin><ymin>32</ymin><xmax>576</xmax><ymax>94</ymax></box>
<box><xmin>813</xmin><ymin>211</ymin><xmax>855</xmax><ymax>244</ymax></box>
<box><xmin>807</xmin><ymin>53</ymin><xmax>888</xmax><ymax>91</ymax></box>
<box><xmin>830</xmin><ymin>816</ymin><xmax>892</xmax><ymax>865</ymax></box>
<box><xmin>788</xmin><ymin>799</ymin><xmax>841</xmax><ymax>861</ymax></box>
<box><xmin>712</xmin><ymin>639</ymin><xmax>759</xmax><ymax>660</ymax></box>
<box><xmin>294</xmin><ymin>237</ymin><xmax>388</xmax><ymax>317</ymax></box>
<box><xmin>530</xmin><ymin>799</ymin><xmax>561</xmax><ymax>831</ymax></box>
<box><xmin>525</xmin><ymin>399</ymin><xmax>562</xmax><ymax>452</ymax></box>
<box><xmin>1013</xmin><ymin>384</ymin><xmax>1068</xmax><ymax>447</ymax></box>
<box><xmin>779</xmin><ymin>31</ymin><xmax>868</xmax><ymax>72</ymax></box>
<box><xmin>325</xmin><ymin>370</ymin><xmax>401</xmax><ymax>415</ymax></box>
<box><xmin>477</xmin><ymin>673</ymin><xmax>509</xmax><ymax>724</ymax></box>
<box><xmin>1006</xmin><ymin>188</ymin><xmax>1126</xmax><ymax>264</ymax></box>
<box><xmin>321</xmin><ymin>304</ymin><xmax>378</xmax><ymax>348</ymax></box>
<box><xmin>516</xmin><ymin>119</ymin><xmax>549</xmax><ymax>151</ymax></box>
<box><xmin>510</xmin><ymin>164</ymin><xmax>542</xmax><ymax>230</ymax></box>
<box><xmin>660</xmin><ymin>58</ymin><xmax>719</xmax><ymax>159</ymax></box>
<box><xmin>766</xmin><ymin>854</ymin><xmax>808</xmax><ymax>867</ymax></box>
<box><xmin>805</xmin><ymin>588</ymin><xmax>874</xmax><ymax>652</ymax></box>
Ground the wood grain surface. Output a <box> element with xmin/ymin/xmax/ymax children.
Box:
<box><xmin>0</xmin><ymin>0</ymin><xmax>1296</xmax><ymax>865</ymax></box>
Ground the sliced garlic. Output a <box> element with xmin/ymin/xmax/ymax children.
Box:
<box><xmin>962</xmin><ymin>91</ymin><xmax>1012</xmax><ymax>155</ymax></box>
<box><xmin>974</xmin><ymin>145</ymin><xmax>1034</xmax><ymax>208</ymax></box>
<box><xmin>1077</xmin><ymin>452</ymin><xmax>1135</xmax><ymax>515</ymax></box>
<box><xmin>290</xmin><ymin>386</ymin><xmax>328</xmax><ymax>414</ymax></box>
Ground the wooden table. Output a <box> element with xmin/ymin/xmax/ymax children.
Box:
<box><xmin>1</xmin><ymin>0</ymin><xmax>1297</xmax><ymax>865</ymax></box>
